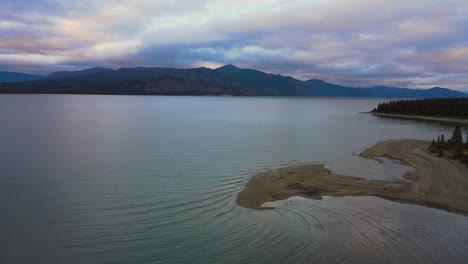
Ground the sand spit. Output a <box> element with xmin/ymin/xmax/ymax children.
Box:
<box><xmin>369</xmin><ymin>112</ymin><xmax>468</xmax><ymax>125</ymax></box>
<box><xmin>236</xmin><ymin>140</ymin><xmax>468</xmax><ymax>216</ymax></box>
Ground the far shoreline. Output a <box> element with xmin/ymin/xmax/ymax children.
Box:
<box><xmin>365</xmin><ymin>112</ymin><xmax>468</xmax><ymax>125</ymax></box>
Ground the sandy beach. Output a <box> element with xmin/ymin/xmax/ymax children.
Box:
<box><xmin>369</xmin><ymin>112</ymin><xmax>468</xmax><ymax>125</ymax></box>
<box><xmin>236</xmin><ymin>139</ymin><xmax>468</xmax><ymax>216</ymax></box>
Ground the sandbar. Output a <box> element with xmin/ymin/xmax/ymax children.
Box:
<box><xmin>368</xmin><ymin>112</ymin><xmax>468</xmax><ymax>125</ymax></box>
<box><xmin>236</xmin><ymin>140</ymin><xmax>468</xmax><ymax>216</ymax></box>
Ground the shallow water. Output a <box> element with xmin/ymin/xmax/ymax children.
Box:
<box><xmin>0</xmin><ymin>95</ymin><xmax>466</xmax><ymax>263</ymax></box>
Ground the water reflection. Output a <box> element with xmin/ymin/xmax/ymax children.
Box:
<box><xmin>0</xmin><ymin>95</ymin><xmax>466</xmax><ymax>264</ymax></box>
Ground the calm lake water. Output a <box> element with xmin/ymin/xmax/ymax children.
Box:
<box><xmin>0</xmin><ymin>95</ymin><xmax>467</xmax><ymax>264</ymax></box>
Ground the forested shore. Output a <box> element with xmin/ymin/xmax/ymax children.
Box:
<box><xmin>372</xmin><ymin>98</ymin><xmax>468</xmax><ymax>118</ymax></box>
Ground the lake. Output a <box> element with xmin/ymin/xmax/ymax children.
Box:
<box><xmin>0</xmin><ymin>95</ymin><xmax>467</xmax><ymax>264</ymax></box>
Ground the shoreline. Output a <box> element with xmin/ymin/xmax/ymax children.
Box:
<box><xmin>236</xmin><ymin>139</ymin><xmax>468</xmax><ymax>216</ymax></box>
<box><xmin>366</xmin><ymin>112</ymin><xmax>468</xmax><ymax>125</ymax></box>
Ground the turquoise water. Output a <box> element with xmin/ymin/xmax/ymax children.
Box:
<box><xmin>0</xmin><ymin>95</ymin><xmax>467</xmax><ymax>264</ymax></box>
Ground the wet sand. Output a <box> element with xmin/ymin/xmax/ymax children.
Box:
<box><xmin>368</xmin><ymin>112</ymin><xmax>468</xmax><ymax>125</ymax></box>
<box><xmin>236</xmin><ymin>140</ymin><xmax>468</xmax><ymax>216</ymax></box>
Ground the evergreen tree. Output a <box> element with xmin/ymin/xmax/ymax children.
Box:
<box><xmin>455</xmin><ymin>147</ymin><xmax>463</xmax><ymax>158</ymax></box>
<box><xmin>430</xmin><ymin>127</ymin><xmax>468</xmax><ymax>161</ymax></box>
<box><xmin>451</xmin><ymin>126</ymin><xmax>463</xmax><ymax>148</ymax></box>
<box><xmin>466</xmin><ymin>131</ymin><xmax>468</xmax><ymax>148</ymax></box>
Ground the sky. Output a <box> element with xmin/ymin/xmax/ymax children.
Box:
<box><xmin>1</xmin><ymin>0</ymin><xmax>468</xmax><ymax>90</ymax></box>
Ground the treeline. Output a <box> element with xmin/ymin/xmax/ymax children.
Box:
<box><xmin>429</xmin><ymin>126</ymin><xmax>467</xmax><ymax>156</ymax></box>
<box><xmin>372</xmin><ymin>98</ymin><xmax>468</xmax><ymax>118</ymax></box>
<box><xmin>429</xmin><ymin>126</ymin><xmax>468</xmax><ymax>166</ymax></box>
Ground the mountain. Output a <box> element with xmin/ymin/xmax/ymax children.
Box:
<box><xmin>84</xmin><ymin>66</ymin><xmax>239</xmax><ymax>83</ymax></box>
<box><xmin>0</xmin><ymin>75</ymin><xmax>255</xmax><ymax>96</ymax></box>
<box><xmin>367</xmin><ymin>86</ymin><xmax>465</xmax><ymax>98</ymax></box>
<box><xmin>302</xmin><ymin>80</ymin><xmax>466</xmax><ymax>98</ymax></box>
<box><xmin>304</xmin><ymin>79</ymin><xmax>370</xmax><ymax>97</ymax></box>
<box><xmin>215</xmin><ymin>64</ymin><xmax>312</xmax><ymax>96</ymax></box>
<box><xmin>0</xmin><ymin>65</ymin><xmax>466</xmax><ymax>98</ymax></box>
<box><xmin>0</xmin><ymin>71</ymin><xmax>44</xmax><ymax>83</ymax></box>
<box><xmin>46</xmin><ymin>67</ymin><xmax>114</xmax><ymax>80</ymax></box>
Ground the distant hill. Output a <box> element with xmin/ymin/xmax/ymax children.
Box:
<box><xmin>367</xmin><ymin>86</ymin><xmax>465</xmax><ymax>98</ymax></box>
<box><xmin>215</xmin><ymin>64</ymin><xmax>311</xmax><ymax>96</ymax></box>
<box><xmin>0</xmin><ymin>65</ymin><xmax>466</xmax><ymax>98</ymax></box>
<box><xmin>0</xmin><ymin>71</ymin><xmax>44</xmax><ymax>83</ymax></box>
<box><xmin>304</xmin><ymin>79</ymin><xmax>370</xmax><ymax>97</ymax></box>
<box><xmin>0</xmin><ymin>75</ymin><xmax>256</xmax><ymax>96</ymax></box>
<box><xmin>46</xmin><ymin>67</ymin><xmax>113</xmax><ymax>80</ymax></box>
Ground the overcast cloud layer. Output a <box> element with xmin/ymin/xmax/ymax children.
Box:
<box><xmin>1</xmin><ymin>0</ymin><xmax>468</xmax><ymax>89</ymax></box>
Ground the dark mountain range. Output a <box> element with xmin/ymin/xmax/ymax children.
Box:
<box><xmin>301</xmin><ymin>81</ymin><xmax>467</xmax><ymax>98</ymax></box>
<box><xmin>0</xmin><ymin>71</ymin><xmax>44</xmax><ymax>83</ymax></box>
<box><xmin>367</xmin><ymin>86</ymin><xmax>465</xmax><ymax>98</ymax></box>
<box><xmin>46</xmin><ymin>67</ymin><xmax>113</xmax><ymax>80</ymax></box>
<box><xmin>215</xmin><ymin>64</ymin><xmax>311</xmax><ymax>96</ymax></box>
<box><xmin>0</xmin><ymin>65</ymin><xmax>466</xmax><ymax>98</ymax></box>
<box><xmin>304</xmin><ymin>79</ymin><xmax>370</xmax><ymax>97</ymax></box>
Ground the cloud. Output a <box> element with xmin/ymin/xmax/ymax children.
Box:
<box><xmin>0</xmin><ymin>0</ymin><xmax>467</xmax><ymax>89</ymax></box>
